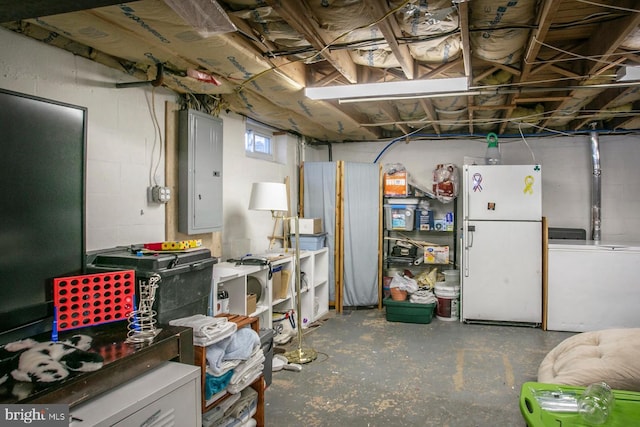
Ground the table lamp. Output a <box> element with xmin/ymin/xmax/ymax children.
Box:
<box><xmin>249</xmin><ymin>182</ymin><xmax>318</xmax><ymax>364</ymax></box>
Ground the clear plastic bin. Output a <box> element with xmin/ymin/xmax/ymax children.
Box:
<box><xmin>384</xmin><ymin>203</ymin><xmax>418</xmax><ymax>231</ymax></box>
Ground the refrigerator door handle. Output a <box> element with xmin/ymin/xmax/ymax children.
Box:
<box><xmin>464</xmin><ymin>223</ymin><xmax>474</xmax><ymax>277</ymax></box>
<box><xmin>465</xmin><ymin>225</ymin><xmax>475</xmax><ymax>248</ymax></box>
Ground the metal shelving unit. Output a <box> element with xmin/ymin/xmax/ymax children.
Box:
<box><xmin>383</xmin><ymin>196</ymin><xmax>458</xmax><ymax>278</ymax></box>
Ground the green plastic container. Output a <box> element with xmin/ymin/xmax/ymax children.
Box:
<box><xmin>520</xmin><ymin>382</ymin><xmax>640</xmax><ymax>426</ymax></box>
<box><xmin>383</xmin><ymin>298</ymin><xmax>435</xmax><ymax>324</ymax></box>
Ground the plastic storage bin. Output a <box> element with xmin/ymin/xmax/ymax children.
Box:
<box><xmin>384</xmin><ymin>204</ymin><xmax>418</xmax><ymax>231</ymax></box>
<box><xmin>291</xmin><ymin>233</ymin><xmax>326</xmax><ymax>250</ymax></box>
<box><xmin>383</xmin><ymin>298</ymin><xmax>436</xmax><ymax>324</ymax></box>
<box><xmin>520</xmin><ymin>382</ymin><xmax>640</xmax><ymax>427</ymax></box>
<box><xmin>87</xmin><ymin>248</ymin><xmax>216</xmax><ymax>324</ymax></box>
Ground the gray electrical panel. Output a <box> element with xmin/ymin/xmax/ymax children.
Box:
<box><xmin>178</xmin><ymin>109</ymin><xmax>223</xmax><ymax>234</ymax></box>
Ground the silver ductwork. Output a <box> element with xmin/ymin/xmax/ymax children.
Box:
<box><xmin>589</xmin><ymin>126</ymin><xmax>602</xmax><ymax>242</ymax></box>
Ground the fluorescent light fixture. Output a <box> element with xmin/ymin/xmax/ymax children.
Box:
<box><xmin>617</xmin><ymin>65</ymin><xmax>640</xmax><ymax>82</ymax></box>
<box><xmin>338</xmin><ymin>90</ymin><xmax>482</xmax><ymax>104</ymax></box>
<box><xmin>305</xmin><ymin>77</ymin><xmax>469</xmax><ymax>100</ymax></box>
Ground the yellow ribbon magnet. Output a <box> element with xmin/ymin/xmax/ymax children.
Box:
<box><xmin>523</xmin><ymin>175</ymin><xmax>534</xmax><ymax>194</ymax></box>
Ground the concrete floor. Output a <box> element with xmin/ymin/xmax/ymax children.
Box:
<box><xmin>264</xmin><ymin>308</ymin><xmax>574</xmax><ymax>427</ymax></box>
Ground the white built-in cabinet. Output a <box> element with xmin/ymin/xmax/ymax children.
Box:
<box><xmin>298</xmin><ymin>248</ymin><xmax>330</xmax><ymax>327</ymax></box>
<box><xmin>211</xmin><ymin>248</ymin><xmax>329</xmax><ymax>329</ymax></box>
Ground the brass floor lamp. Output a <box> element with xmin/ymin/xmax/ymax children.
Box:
<box><xmin>249</xmin><ymin>182</ymin><xmax>317</xmax><ymax>364</ymax></box>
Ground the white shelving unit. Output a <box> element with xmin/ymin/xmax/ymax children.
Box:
<box><xmin>312</xmin><ymin>248</ymin><xmax>330</xmax><ymax>321</ymax></box>
<box><xmin>298</xmin><ymin>251</ymin><xmax>314</xmax><ymax>328</ymax></box>
<box><xmin>382</xmin><ymin>196</ymin><xmax>457</xmax><ymax>277</ymax></box>
<box><xmin>211</xmin><ymin>248</ymin><xmax>329</xmax><ymax>330</ymax></box>
<box><xmin>269</xmin><ymin>256</ymin><xmax>295</xmax><ymax>330</ymax></box>
<box><xmin>212</xmin><ymin>262</ymin><xmax>271</xmax><ymax>327</ymax></box>
<box><xmin>296</xmin><ymin>248</ymin><xmax>330</xmax><ymax>327</ymax></box>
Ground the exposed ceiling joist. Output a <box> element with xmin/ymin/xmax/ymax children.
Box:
<box><xmin>367</xmin><ymin>0</ymin><xmax>414</xmax><ymax>80</ymax></box>
<box><xmin>582</xmin><ymin>0</ymin><xmax>640</xmax><ymax>76</ymax></box>
<box><xmin>457</xmin><ymin>0</ymin><xmax>472</xmax><ymax>80</ymax></box>
<box><xmin>0</xmin><ymin>0</ymin><xmax>139</xmax><ymax>22</ymax></box>
<box><xmin>266</xmin><ymin>0</ymin><xmax>358</xmax><ymax>84</ymax></box>
<box><xmin>419</xmin><ymin>99</ymin><xmax>440</xmax><ymax>135</ymax></box>
<box><xmin>3</xmin><ymin>0</ymin><xmax>640</xmax><ymax>142</ymax></box>
<box><xmin>539</xmin><ymin>0</ymin><xmax>640</xmax><ymax>132</ymax></box>
<box><xmin>521</xmin><ymin>0</ymin><xmax>563</xmax><ymax>80</ymax></box>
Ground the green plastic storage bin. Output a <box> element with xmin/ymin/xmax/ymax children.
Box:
<box><xmin>520</xmin><ymin>382</ymin><xmax>640</xmax><ymax>426</ymax></box>
<box><xmin>383</xmin><ymin>298</ymin><xmax>436</xmax><ymax>324</ymax></box>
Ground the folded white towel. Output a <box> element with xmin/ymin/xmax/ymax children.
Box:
<box><xmin>205</xmin><ymin>328</ymin><xmax>260</xmax><ymax>375</ymax></box>
<box><xmin>170</xmin><ymin>314</ymin><xmax>238</xmax><ymax>347</ymax></box>
<box><xmin>169</xmin><ymin>314</ymin><xmax>227</xmax><ymax>337</ymax></box>
<box><xmin>226</xmin><ymin>387</ymin><xmax>258</xmax><ymax>420</ymax></box>
<box><xmin>230</xmin><ymin>348</ymin><xmax>265</xmax><ymax>386</ymax></box>
<box><xmin>206</xmin><ymin>359</ymin><xmax>241</xmax><ymax>377</ymax></box>
<box><xmin>227</xmin><ymin>365</ymin><xmax>263</xmax><ymax>394</ymax></box>
<box><xmin>202</xmin><ymin>392</ymin><xmax>242</xmax><ymax>426</ymax></box>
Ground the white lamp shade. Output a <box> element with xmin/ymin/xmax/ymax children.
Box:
<box><xmin>249</xmin><ymin>182</ymin><xmax>289</xmax><ymax>212</ymax></box>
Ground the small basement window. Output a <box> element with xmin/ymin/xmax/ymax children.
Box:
<box><xmin>245</xmin><ymin>120</ymin><xmax>274</xmax><ymax>160</ymax></box>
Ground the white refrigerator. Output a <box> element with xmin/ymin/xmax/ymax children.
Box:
<box><xmin>461</xmin><ymin>164</ymin><xmax>542</xmax><ymax>324</ymax></box>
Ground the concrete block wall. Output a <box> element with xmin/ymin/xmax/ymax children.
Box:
<box><xmin>331</xmin><ymin>134</ymin><xmax>640</xmax><ymax>243</ymax></box>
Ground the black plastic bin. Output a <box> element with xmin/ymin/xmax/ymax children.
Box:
<box><xmin>87</xmin><ymin>248</ymin><xmax>216</xmax><ymax>325</ymax></box>
<box><xmin>259</xmin><ymin>328</ymin><xmax>274</xmax><ymax>388</ymax></box>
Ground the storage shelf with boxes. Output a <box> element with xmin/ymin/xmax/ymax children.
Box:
<box><xmin>290</xmin><ymin>217</ymin><xmax>327</xmax><ymax>251</ymax></box>
<box><xmin>381</xmin><ymin>164</ymin><xmax>458</xmax><ymax>302</ymax></box>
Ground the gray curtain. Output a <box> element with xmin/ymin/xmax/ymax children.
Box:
<box><xmin>303</xmin><ymin>162</ymin><xmax>337</xmax><ymax>301</ymax></box>
<box><xmin>343</xmin><ymin>162</ymin><xmax>379</xmax><ymax>306</ymax></box>
<box><xmin>303</xmin><ymin>161</ymin><xmax>379</xmax><ymax>306</ymax></box>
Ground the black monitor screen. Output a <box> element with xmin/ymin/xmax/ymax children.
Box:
<box><xmin>0</xmin><ymin>88</ymin><xmax>86</xmax><ymax>344</ymax></box>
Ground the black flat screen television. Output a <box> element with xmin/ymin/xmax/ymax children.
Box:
<box><xmin>0</xmin><ymin>88</ymin><xmax>86</xmax><ymax>344</ymax></box>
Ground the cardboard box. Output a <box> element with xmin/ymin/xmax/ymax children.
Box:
<box><xmin>384</xmin><ymin>171</ymin><xmax>408</xmax><ymax>196</ymax></box>
<box><xmin>424</xmin><ymin>246</ymin><xmax>449</xmax><ymax>264</ymax></box>
<box><xmin>433</xmin><ymin>219</ymin><xmax>447</xmax><ymax>231</ymax></box>
<box><xmin>415</xmin><ymin>209</ymin><xmax>434</xmax><ymax>231</ymax></box>
<box><xmin>445</xmin><ymin>212</ymin><xmax>455</xmax><ymax>231</ymax></box>
<box><xmin>290</xmin><ymin>218</ymin><xmax>322</xmax><ymax>234</ymax></box>
<box><xmin>271</xmin><ymin>267</ymin><xmax>290</xmax><ymax>300</ymax></box>
<box><xmin>278</xmin><ymin>270</ymin><xmax>291</xmax><ymax>300</ymax></box>
<box><xmin>246</xmin><ymin>293</ymin><xmax>257</xmax><ymax>315</ymax></box>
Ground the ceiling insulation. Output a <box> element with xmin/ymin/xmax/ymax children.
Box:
<box><xmin>2</xmin><ymin>0</ymin><xmax>640</xmax><ymax>142</ymax></box>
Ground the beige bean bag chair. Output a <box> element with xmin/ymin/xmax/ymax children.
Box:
<box><xmin>538</xmin><ymin>328</ymin><xmax>640</xmax><ymax>392</ymax></box>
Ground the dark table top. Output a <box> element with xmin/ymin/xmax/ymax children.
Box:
<box><xmin>0</xmin><ymin>322</ymin><xmax>193</xmax><ymax>406</ymax></box>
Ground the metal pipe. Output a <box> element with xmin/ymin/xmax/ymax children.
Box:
<box><xmin>307</xmin><ymin>140</ymin><xmax>332</xmax><ymax>161</ymax></box>
<box><xmin>116</xmin><ymin>63</ymin><xmax>164</xmax><ymax>88</ymax></box>
<box><xmin>589</xmin><ymin>124</ymin><xmax>602</xmax><ymax>242</ymax></box>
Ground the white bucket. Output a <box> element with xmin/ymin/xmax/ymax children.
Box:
<box><xmin>435</xmin><ymin>284</ymin><xmax>460</xmax><ymax>321</ymax></box>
